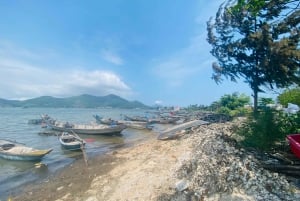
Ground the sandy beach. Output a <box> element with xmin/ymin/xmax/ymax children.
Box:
<box><xmin>12</xmin><ymin>121</ymin><xmax>300</xmax><ymax>201</ymax></box>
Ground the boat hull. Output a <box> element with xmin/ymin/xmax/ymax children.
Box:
<box><xmin>50</xmin><ymin>124</ymin><xmax>127</xmax><ymax>135</ymax></box>
<box><xmin>59</xmin><ymin>138</ymin><xmax>82</xmax><ymax>151</ymax></box>
<box><xmin>60</xmin><ymin>143</ymin><xmax>82</xmax><ymax>151</ymax></box>
<box><xmin>0</xmin><ymin>149</ymin><xmax>52</xmax><ymax>161</ymax></box>
<box><xmin>0</xmin><ymin>139</ymin><xmax>52</xmax><ymax>161</ymax></box>
<box><xmin>59</xmin><ymin>132</ymin><xmax>85</xmax><ymax>151</ymax></box>
<box><xmin>287</xmin><ymin>134</ymin><xmax>300</xmax><ymax>159</ymax></box>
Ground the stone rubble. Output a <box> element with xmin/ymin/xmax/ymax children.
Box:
<box><xmin>158</xmin><ymin>122</ymin><xmax>300</xmax><ymax>201</ymax></box>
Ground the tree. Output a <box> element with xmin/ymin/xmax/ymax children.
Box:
<box><xmin>207</xmin><ymin>0</ymin><xmax>300</xmax><ymax>112</ymax></box>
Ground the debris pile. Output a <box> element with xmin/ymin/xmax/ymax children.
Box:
<box><xmin>158</xmin><ymin>122</ymin><xmax>300</xmax><ymax>201</ymax></box>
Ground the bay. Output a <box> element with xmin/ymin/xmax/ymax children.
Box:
<box><xmin>0</xmin><ymin>107</ymin><xmax>158</xmax><ymax>199</ymax></box>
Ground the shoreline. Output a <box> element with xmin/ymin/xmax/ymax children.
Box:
<box><xmin>11</xmin><ymin>121</ymin><xmax>300</xmax><ymax>200</ymax></box>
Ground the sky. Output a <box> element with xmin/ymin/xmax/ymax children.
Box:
<box><xmin>0</xmin><ymin>0</ymin><xmax>274</xmax><ymax>107</ymax></box>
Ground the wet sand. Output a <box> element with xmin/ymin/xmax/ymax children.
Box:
<box><xmin>11</xmin><ymin>133</ymin><xmax>190</xmax><ymax>201</ymax></box>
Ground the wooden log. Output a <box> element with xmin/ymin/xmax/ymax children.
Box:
<box><xmin>262</xmin><ymin>164</ymin><xmax>300</xmax><ymax>171</ymax></box>
<box><xmin>262</xmin><ymin>164</ymin><xmax>300</xmax><ymax>177</ymax></box>
<box><xmin>269</xmin><ymin>153</ymin><xmax>295</xmax><ymax>164</ymax></box>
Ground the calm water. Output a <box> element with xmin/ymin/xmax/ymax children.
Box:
<box><xmin>0</xmin><ymin>107</ymin><xmax>161</xmax><ymax>200</ymax></box>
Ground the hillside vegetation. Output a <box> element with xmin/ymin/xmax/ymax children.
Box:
<box><xmin>0</xmin><ymin>94</ymin><xmax>149</xmax><ymax>109</ymax></box>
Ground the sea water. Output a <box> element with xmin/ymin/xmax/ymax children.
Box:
<box><xmin>0</xmin><ymin>107</ymin><xmax>159</xmax><ymax>199</ymax></box>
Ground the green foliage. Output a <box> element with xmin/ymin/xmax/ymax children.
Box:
<box><xmin>210</xmin><ymin>92</ymin><xmax>251</xmax><ymax>117</ymax></box>
<box><xmin>277</xmin><ymin>87</ymin><xmax>300</xmax><ymax>107</ymax></box>
<box><xmin>236</xmin><ymin>108</ymin><xmax>300</xmax><ymax>150</ymax></box>
<box><xmin>219</xmin><ymin>92</ymin><xmax>250</xmax><ymax>110</ymax></box>
<box><xmin>0</xmin><ymin>94</ymin><xmax>149</xmax><ymax>108</ymax></box>
<box><xmin>258</xmin><ymin>97</ymin><xmax>275</xmax><ymax>108</ymax></box>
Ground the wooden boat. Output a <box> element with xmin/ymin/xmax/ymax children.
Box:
<box><xmin>287</xmin><ymin>134</ymin><xmax>300</xmax><ymax>158</ymax></box>
<box><xmin>93</xmin><ymin>115</ymin><xmax>122</xmax><ymax>125</ymax></box>
<box><xmin>123</xmin><ymin>114</ymin><xmax>149</xmax><ymax>122</ymax></box>
<box><xmin>28</xmin><ymin>114</ymin><xmax>55</xmax><ymax>125</ymax></box>
<box><xmin>157</xmin><ymin>120</ymin><xmax>209</xmax><ymax>140</ymax></box>
<box><xmin>59</xmin><ymin>132</ymin><xmax>85</xmax><ymax>151</ymax></box>
<box><xmin>118</xmin><ymin>120</ymin><xmax>153</xmax><ymax>130</ymax></box>
<box><xmin>0</xmin><ymin>139</ymin><xmax>52</xmax><ymax>161</ymax></box>
<box><xmin>49</xmin><ymin>121</ymin><xmax>127</xmax><ymax>135</ymax></box>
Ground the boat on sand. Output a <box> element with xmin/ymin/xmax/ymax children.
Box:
<box><xmin>0</xmin><ymin>139</ymin><xmax>52</xmax><ymax>161</ymax></box>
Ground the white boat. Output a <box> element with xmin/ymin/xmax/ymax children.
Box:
<box><xmin>49</xmin><ymin>121</ymin><xmax>127</xmax><ymax>135</ymax></box>
<box><xmin>0</xmin><ymin>139</ymin><xmax>52</xmax><ymax>161</ymax></box>
<box><xmin>59</xmin><ymin>132</ymin><xmax>85</xmax><ymax>151</ymax></box>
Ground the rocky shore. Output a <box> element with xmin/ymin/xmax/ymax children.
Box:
<box><xmin>158</xmin><ymin>122</ymin><xmax>300</xmax><ymax>201</ymax></box>
<box><xmin>13</xmin><ymin>121</ymin><xmax>300</xmax><ymax>201</ymax></box>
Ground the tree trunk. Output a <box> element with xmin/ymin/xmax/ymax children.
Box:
<box><xmin>253</xmin><ymin>88</ymin><xmax>258</xmax><ymax>113</ymax></box>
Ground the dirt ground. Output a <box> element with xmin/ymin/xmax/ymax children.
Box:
<box><xmin>12</xmin><ymin>134</ymin><xmax>193</xmax><ymax>201</ymax></box>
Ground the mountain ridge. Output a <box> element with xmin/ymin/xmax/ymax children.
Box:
<box><xmin>0</xmin><ymin>94</ymin><xmax>150</xmax><ymax>109</ymax></box>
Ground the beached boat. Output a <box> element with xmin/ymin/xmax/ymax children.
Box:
<box><xmin>118</xmin><ymin>120</ymin><xmax>153</xmax><ymax>130</ymax></box>
<box><xmin>287</xmin><ymin>134</ymin><xmax>300</xmax><ymax>158</ymax></box>
<box><xmin>0</xmin><ymin>139</ymin><xmax>52</xmax><ymax>161</ymax></box>
<box><xmin>59</xmin><ymin>132</ymin><xmax>85</xmax><ymax>151</ymax></box>
<box><xmin>157</xmin><ymin>120</ymin><xmax>209</xmax><ymax>140</ymax></box>
<box><xmin>122</xmin><ymin>114</ymin><xmax>149</xmax><ymax>122</ymax></box>
<box><xmin>48</xmin><ymin>121</ymin><xmax>127</xmax><ymax>135</ymax></box>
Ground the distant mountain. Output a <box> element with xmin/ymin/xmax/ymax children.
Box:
<box><xmin>0</xmin><ymin>94</ymin><xmax>150</xmax><ymax>109</ymax></box>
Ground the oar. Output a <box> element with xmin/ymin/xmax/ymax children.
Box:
<box><xmin>80</xmin><ymin>142</ymin><xmax>88</xmax><ymax>167</ymax></box>
<box><xmin>70</xmin><ymin>130</ymin><xmax>88</xmax><ymax>166</ymax></box>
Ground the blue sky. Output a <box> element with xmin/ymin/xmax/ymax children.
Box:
<box><xmin>0</xmin><ymin>0</ymin><xmax>274</xmax><ymax>106</ymax></box>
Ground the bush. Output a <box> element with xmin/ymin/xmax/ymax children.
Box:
<box><xmin>278</xmin><ymin>87</ymin><xmax>300</xmax><ymax>107</ymax></box>
<box><xmin>236</xmin><ymin>108</ymin><xmax>300</xmax><ymax>151</ymax></box>
<box><xmin>210</xmin><ymin>92</ymin><xmax>251</xmax><ymax>117</ymax></box>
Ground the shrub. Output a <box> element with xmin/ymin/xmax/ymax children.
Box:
<box><xmin>236</xmin><ymin>108</ymin><xmax>300</xmax><ymax>151</ymax></box>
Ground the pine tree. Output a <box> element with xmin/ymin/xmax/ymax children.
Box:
<box><xmin>207</xmin><ymin>0</ymin><xmax>300</xmax><ymax>112</ymax></box>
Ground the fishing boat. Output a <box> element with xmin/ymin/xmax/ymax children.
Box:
<box><xmin>287</xmin><ymin>134</ymin><xmax>300</xmax><ymax>158</ymax></box>
<box><xmin>118</xmin><ymin>120</ymin><xmax>153</xmax><ymax>130</ymax></box>
<box><xmin>157</xmin><ymin>120</ymin><xmax>209</xmax><ymax>140</ymax></box>
<box><xmin>59</xmin><ymin>132</ymin><xmax>85</xmax><ymax>151</ymax></box>
<box><xmin>93</xmin><ymin>115</ymin><xmax>122</xmax><ymax>125</ymax></box>
<box><xmin>48</xmin><ymin>121</ymin><xmax>127</xmax><ymax>135</ymax></box>
<box><xmin>0</xmin><ymin>139</ymin><xmax>52</xmax><ymax>161</ymax></box>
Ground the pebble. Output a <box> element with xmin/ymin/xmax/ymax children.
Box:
<box><xmin>165</xmin><ymin>121</ymin><xmax>300</xmax><ymax>200</ymax></box>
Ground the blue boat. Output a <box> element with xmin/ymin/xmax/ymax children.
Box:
<box><xmin>59</xmin><ymin>132</ymin><xmax>85</xmax><ymax>151</ymax></box>
<box><xmin>0</xmin><ymin>139</ymin><xmax>52</xmax><ymax>161</ymax></box>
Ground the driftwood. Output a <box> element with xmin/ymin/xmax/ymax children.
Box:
<box><xmin>259</xmin><ymin>149</ymin><xmax>300</xmax><ymax>178</ymax></box>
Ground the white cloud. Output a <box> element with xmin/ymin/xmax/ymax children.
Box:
<box><xmin>154</xmin><ymin>100</ymin><xmax>163</xmax><ymax>105</ymax></box>
<box><xmin>0</xmin><ymin>45</ymin><xmax>132</xmax><ymax>100</ymax></box>
<box><xmin>101</xmin><ymin>49</ymin><xmax>124</xmax><ymax>65</ymax></box>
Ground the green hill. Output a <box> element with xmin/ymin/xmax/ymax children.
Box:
<box><xmin>0</xmin><ymin>94</ymin><xmax>150</xmax><ymax>109</ymax></box>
